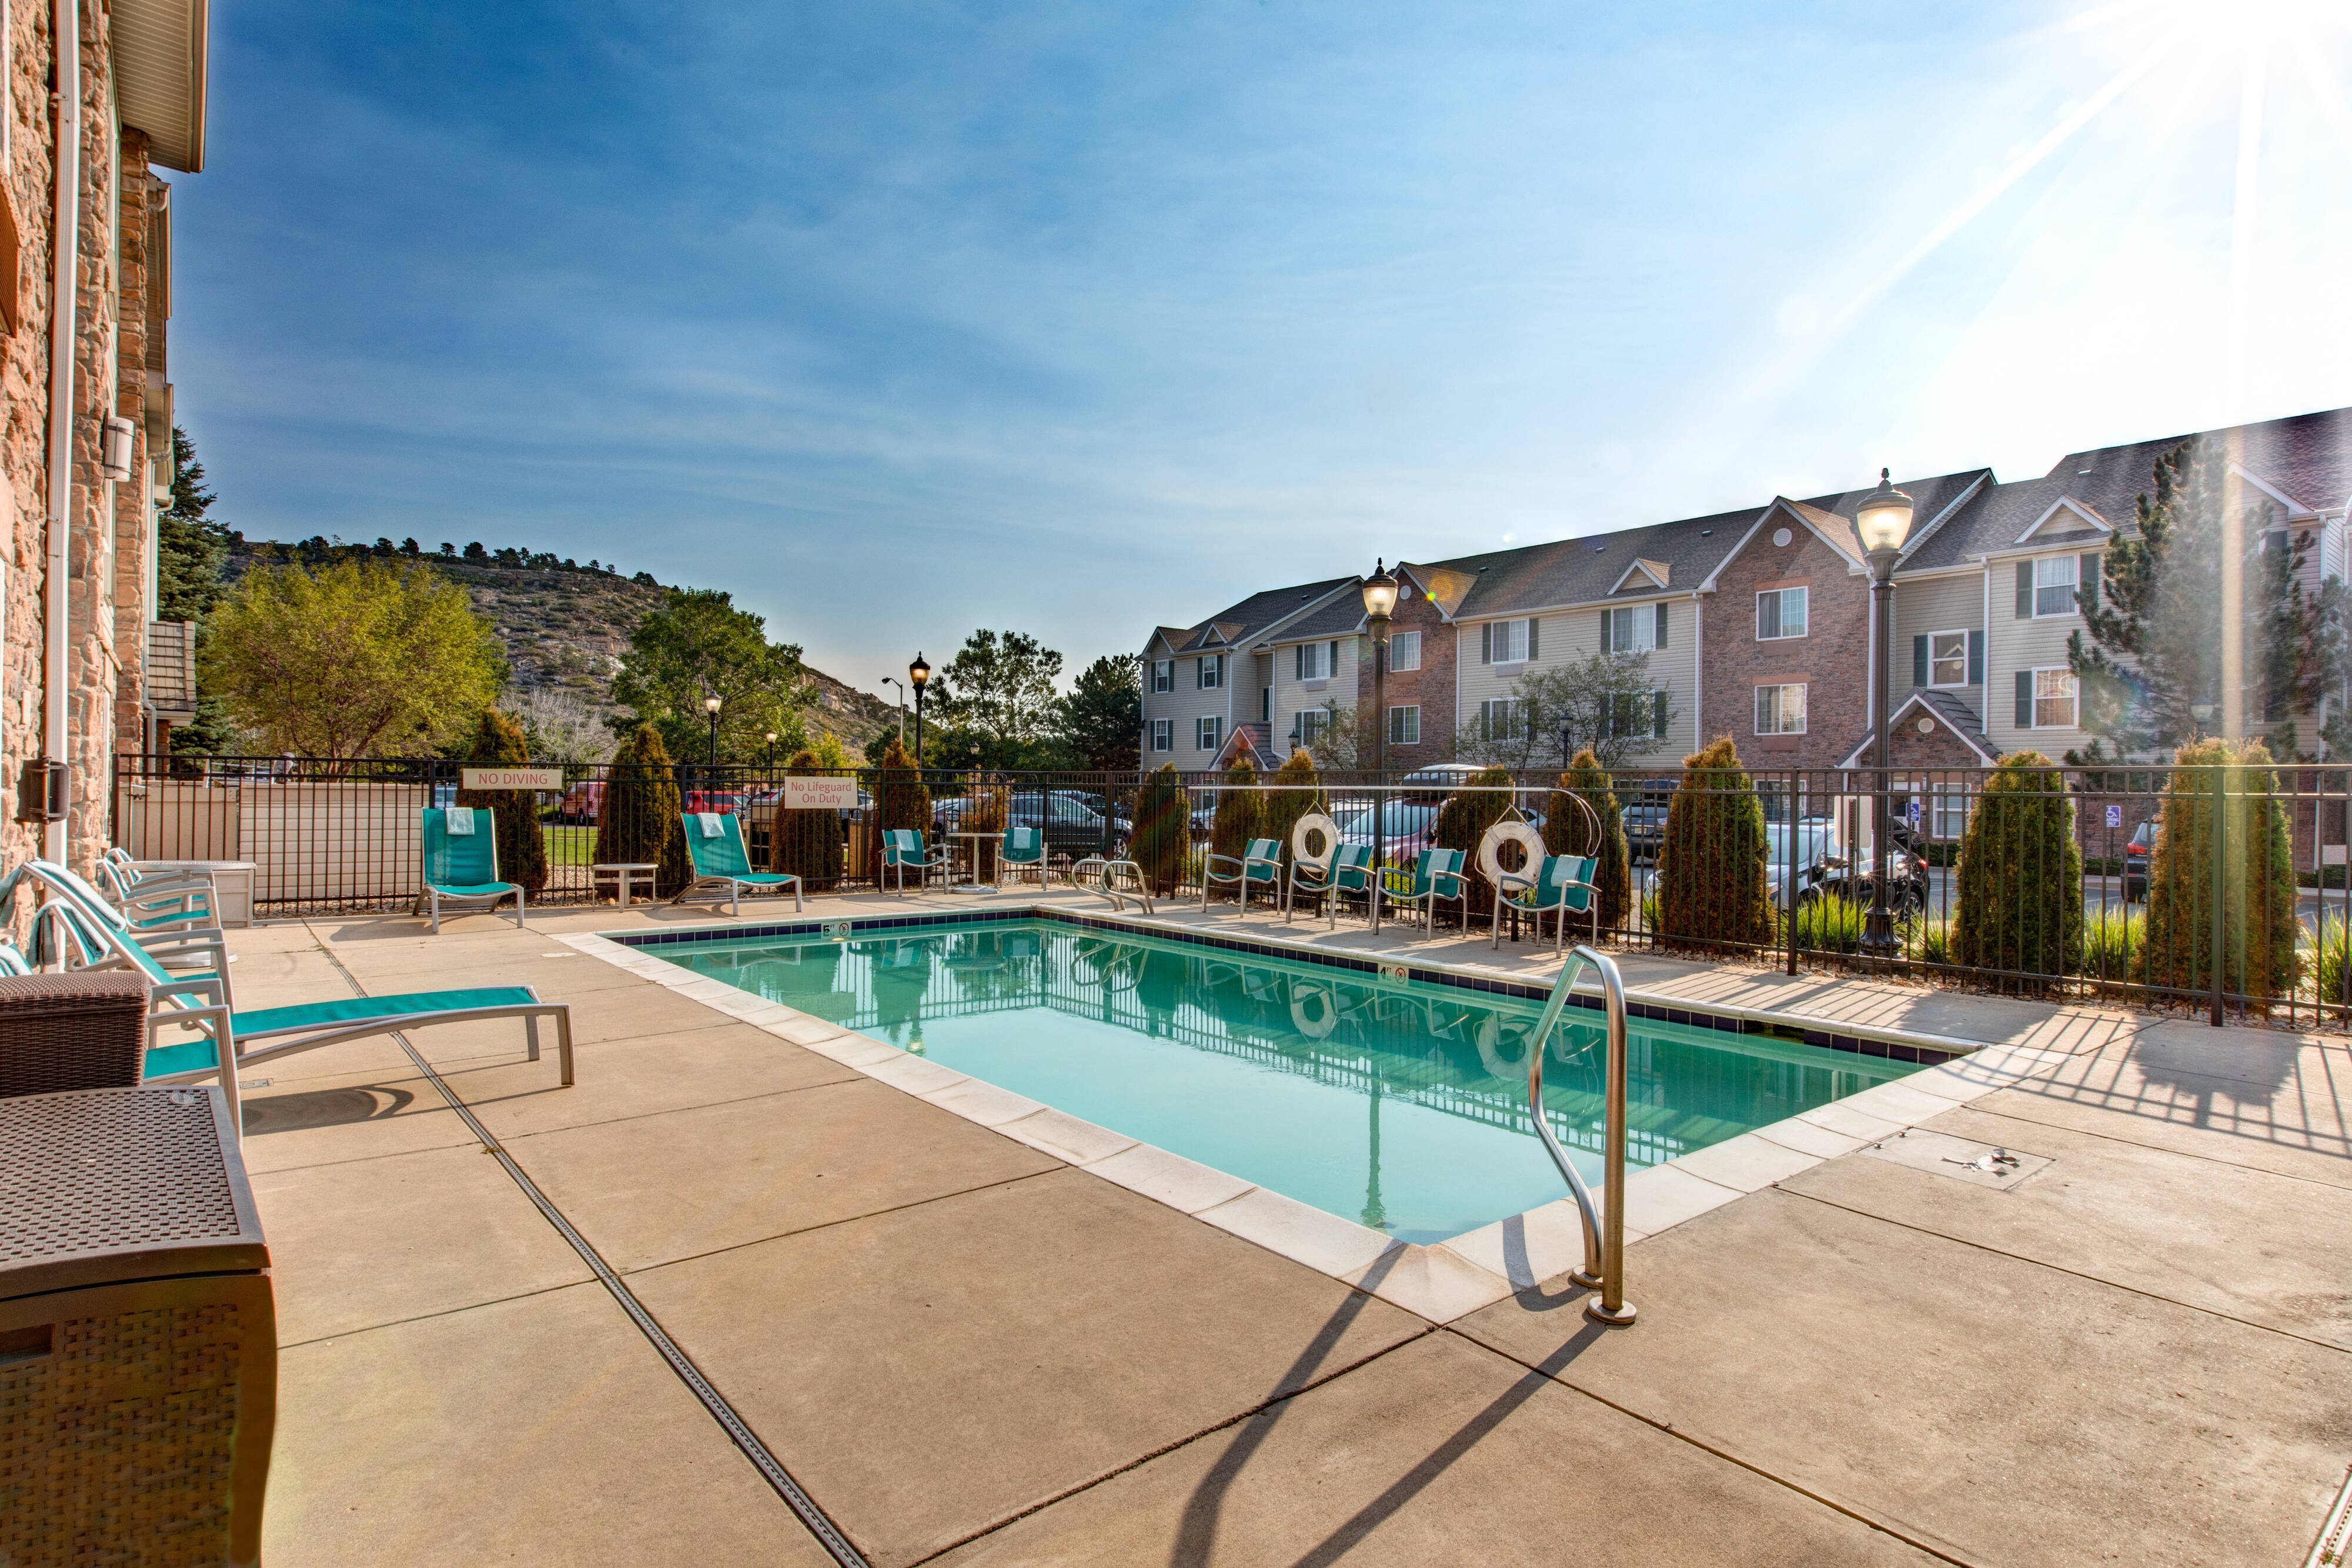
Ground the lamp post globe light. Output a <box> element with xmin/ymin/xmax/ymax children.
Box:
<box><xmin>703</xmin><ymin>695</ymin><xmax>723</xmax><ymax>767</ymax></box>
<box><xmin>909</xmin><ymin>653</ymin><xmax>931</xmax><ymax>764</ymax></box>
<box><xmin>1360</xmin><ymin>560</ymin><xmax>1399</xmax><ymax>775</ymax></box>
<box><xmin>1856</xmin><ymin>469</ymin><xmax>1914</xmax><ymax>958</ymax></box>
<box><xmin>765</xmin><ymin>730</ymin><xmax>778</xmax><ymax>771</ymax></box>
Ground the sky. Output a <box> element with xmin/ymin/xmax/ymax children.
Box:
<box><xmin>177</xmin><ymin>0</ymin><xmax>2352</xmax><ymax>694</ymax></box>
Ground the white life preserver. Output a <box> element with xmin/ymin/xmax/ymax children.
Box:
<box><xmin>1474</xmin><ymin>1015</ymin><xmax>1535</xmax><ymax>1080</ymax></box>
<box><xmin>1478</xmin><ymin>820</ymin><xmax>1547</xmax><ymax>887</ymax></box>
<box><xmin>1289</xmin><ymin>982</ymin><xmax>1338</xmax><ymax>1039</ymax></box>
<box><xmin>1292</xmin><ymin>811</ymin><xmax>1341</xmax><ymax>867</ymax></box>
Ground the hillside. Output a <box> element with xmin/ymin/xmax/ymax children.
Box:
<box><xmin>222</xmin><ymin>537</ymin><xmax>893</xmax><ymax>751</ymax></box>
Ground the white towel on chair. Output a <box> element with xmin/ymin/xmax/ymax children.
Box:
<box><xmin>696</xmin><ymin>812</ymin><xmax>724</xmax><ymax>838</ymax></box>
<box><xmin>445</xmin><ymin>807</ymin><xmax>476</xmax><ymax>836</ymax></box>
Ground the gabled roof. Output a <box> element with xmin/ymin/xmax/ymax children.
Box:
<box><xmin>2013</xmin><ymin>497</ymin><xmax>2112</xmax><ymax>546</ymax></box>
<box><xmin>1150</xmin><ymin>575</ymin><xmax>1360</xmax><ymax>659</ymax></box>
<box><xmin>1610</xmin><ymin>559</ymin><xmax>1671</xmax><ymax>595</ymax></box>
<box><xmin>1836</xmin><ymin>688</ymin><xmax>2002</xmax><ymax>767</ymax></box>
<box><xmin>1263</xmin><ymin>591</ymin><xmax>1372</xmax><ymax>644</ymax></box>
<box><xmin>1439</xmin><ymin>505</ymin><xmax>1758</xmax><ymax>621</ymax></box>
<box><xmin>1398</xmin><ymin>561</ymin><xmax>1479</xmax><ymax>620</ymax></box>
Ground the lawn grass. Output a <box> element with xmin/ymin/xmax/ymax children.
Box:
<box><xmin>543</xmin><ymin>824</ymin><xmax>597</xmax><ymax>867</ymax></box>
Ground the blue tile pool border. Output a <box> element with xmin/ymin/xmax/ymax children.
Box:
<box><xmin>607</xmin><ymin>907</ymin><xmax>1975</xmax><ymax>1069</ymax></box>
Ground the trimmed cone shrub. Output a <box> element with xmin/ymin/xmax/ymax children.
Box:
<box><xmin>1262</xmin><ymin>751</ymin><xmax>1320</xmax><ymax>866</ymax></box>
<box><xmin>455</xmin><ymin>707</ymin><xmax>550</xmax><ymax>892</ymax></box>
<box><xmin>1546</xmin><ymin>748</ymin><xmax>1631</xmax><ymax>932</ymax></box>
<box><xmin>869</xmin><ymin>735</ymin><xmax>932</xmax><ymax>885</ymax></box>
<box><xmin>1952</xmin><ymin>752</ymin><xmax>2082</xmax><ymax>987</ymax></box>
<box><xmin>770</xmin><ymin>748</ymin><xmax>846</xmax><ymax>888</ymax></box>
<box><xmin>596</xmin><ymin>723</ymin><xmax>689</xmax><ymax>897</ymax></box>
<box><xmin>1130</xmin><ymin>763</ymin><xmax>1189</xmax><ymax>895</ymax></box>
<box><xmin>1433</xmin><ymin>765</ymin><xmax>1515</xmax><ymax>922</ymax></box>
<box><xmin>2142</xmin><ymin>738</ymin><xmax>2297</xmax><ymax>1004</ymax></box>
<box><xmin>1658</xmin><ymin>737</ymin><xmax>1773</xmax><ymax>950</ymax></box>
<box><xmin>1208</xmin><ymin>758</ymin><xmax>1264</xmax><ymax>898</ymax></box>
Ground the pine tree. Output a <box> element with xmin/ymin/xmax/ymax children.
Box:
<box><xmin>770</xmin><ymin>748</ymin><xmax>846</xmax><ymax>887</ymax></box>
<box><xmin>155</xmin><ymin>427</ymin><xmax>243</xmax><ymax>754</ymax></box>
<box><xmin>1548</xmin><ymin>748</ymin><xmax>1631</xmax><ymax>931</ymax></box>
<box><xmin>1262</xmin><ymin>751</ymin><xmax>1320</xmax><ymax>866</ymax></box>
<box><xmin>870</xmin><ymin>734</ymin><xmax>932</xmax><ymax>885</ymax></box>
<box><xmin>455</xmin><ymin>708</ymin><xmax>550</xmax><ymax>892</ymax></box>
<box><xmin>1950</xmin><ymin>753</ymin><xmax>2080</xmax><ymax>985</ymax></box>
<box><xmin>2069</xmin><ymin>437</ymin><xmax>2348</xmax><ymax>762</ymax></box>
<box><xmin>1657</xmin><ymin>737</ymin><xmax>1773</xmax><ymax>950</ymax></box>
<box><xmin>596</xmin><ymin>724</ymin><xmax>690</xmax><ymax>895</ymax></box>
<box><xmin>2141</xmin><ymin>738</ymin><xmax>2297</xmax><ymax>1004</ymax></box>
<box><xmin>1208</xmin><ymin>757</ymin><xmax>1264</xmax><ymax>881</ymax></box>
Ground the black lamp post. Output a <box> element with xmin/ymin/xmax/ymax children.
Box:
<box><xmin>1359</xmin><ymin>560</ymin><xmax>1399</xmax><ymax>775</ymax></box>
<box><xmin>909</xmin><ymin>653</ymin><xmax>931</xmax><ymax>763</ymax></box>
<box><xmin>704</xmin><ymin>695</ymin><xmax>722</xmax><ymax>767</ymax></box>
<box><xmin>765</xmin><ymin>731</ymin><xmax>778</xmax><ymax>771</ymax></box>
<box><xmin>1855</xmin><ymin>469</ymin><xmax>1915</xmax><ymax>958</ymax></box>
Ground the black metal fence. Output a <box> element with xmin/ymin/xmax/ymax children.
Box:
<box><xmin>112</xmin><ymin>754</ymin><xmax>2352</xmax><ymax>1028</ymax></box>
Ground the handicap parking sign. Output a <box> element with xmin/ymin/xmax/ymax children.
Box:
<box><xmin>1905</xmin><ymin>800</ymin><xmax>1922</xmax><ymax>826</ymax></box>
<box><xmin>2105</xmin><ymin>804</ymin><xmax>2123</xmax><ymax>829</ymax></box>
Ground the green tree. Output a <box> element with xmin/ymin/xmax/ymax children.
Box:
<box><xmin>2141</xmin><ymin>738</ymin><xmax>2297</xmax><ymax>1004</ymax></box>
<box><xmin>1058</xmin><ymin>653</ymin><xmax>1144</xmax><ymax>770</ymax></box>
<box><xmin>612</xmin><ymin>588</ymin><xmax>814</xmax><ymax>763</ymax></box>
<box><xmin>871</xmin><ymin>734</ymin><xmax>932</xmax><ymax>885</ymax></box>
<box><xmin>770</xmin><ymin>748</ymin><xmax>846</xmax><ymax>888</ymax></box>
<box><xmin>153</xmin><ymin>427</ymin><xmax>243</xmax><ymax>753</ymax></box>
<box><xmin>594</xmin><ymin>724</ymin><xmax>690</xmax><ymax>896</ymax></box>
<box><xmin>1457</xmin><ymin>652</ymin><xmax>1674</xmax><ymax>769</ymax></box>
<box><xmin>1209</xmin><ymin>757</ymin><xmax>1264</xmax><ymax>866</ymax></box>
<box><xmin>1130</xmin><ymin>764</ymin><xmax>1190</xmax><ymax>895</ymax></box>
<box><xmin>932</xmin><ymin>630</ymin><xmax>1066</xmax><ymax>767</ymax></box>
<box><xmin>1950</xmin><ymin>753</ymin><xmax>2082</xmax><ymax>985</ymax></box>
<box><xmin>1262</xmin><ymin>750</ymin><xmax>1321</xmax><ymax>868</ymax></box>
<box><xmin>1657</xmin><ymin>737</ymin><xmax>1773</xmax><ymax>950</ymax></box>
<box><xmin>455</xmin><ymin>707</ymin><xmax>550</xmax><ymax>892</ymax></box>
<box><xmin>2070</xmin><ymin>438</ymin><xmax>2350</xmax><ymax>761</ymax></box>
<box><xmin>1546</xmin><ymin>748</ymin><xmax>1631</xmax><ymax>931</ymax></box>
<box><xmin>202</xmin><ymin>558</ymin><xmax>505</xmax><ymax>759</ymax></box>
<box><xmin>1432</xmin><ymin>764</ymin><xmax>1515</xmax><ymax>922</ymax></box>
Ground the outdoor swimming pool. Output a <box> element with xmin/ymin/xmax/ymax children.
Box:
<box><xmin>661</xmin><ymin>918</ymin><xmax>1923</xmax><ymax>1243</ymax></box>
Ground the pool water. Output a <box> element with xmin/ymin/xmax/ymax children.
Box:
<box><xmin>667</xmin><ymin>920</ymin><xmax>1919</xmax><ymax>1245</ymax></box>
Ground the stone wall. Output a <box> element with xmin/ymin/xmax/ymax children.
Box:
<box><xmin>112</xmin><ymin>131</ymin><xmax>153</xmax><ymax>763</ymax></box>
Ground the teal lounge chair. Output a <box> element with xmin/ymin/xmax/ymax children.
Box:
<box><xmin>419</xmin><ymin>807</ymin><xmax>526</xmax><ymax>933</ymax></box>
<box><xmin>997</xmin><ymin>825</ymin><xmax>1050</xmax><ymax>890</ymax></box>
<box><xmin>1493</xmin><ymin>853</ymin><xmax>1599</xmax><ymax>953</ymax></box>
<box><xmin>677</xmin><ymin>812</ymin><xmax>804</xmax><ymax>915</ymax></box>
<box><xmin>1376</xmin><ymin>847</ymin><xmax>1469</xmax><ymax>933</ymax></box>
<box><xmin>7</xmin><ymin>860</ymin><xmax>238</xmax><ymax>1006</ymax></box>
<box><xmin>882</xmin><ymin>829</ymin><xmax>949</xmax><ymax>897</ymax></box>
<box><xmin>1201</xmin><ymin>837</ymin><xmax>1281</xmax><ymax>915</ymax></box>
<box><xmin>11</xmin><ymin>862</ymin><xmax>570</xmax><ymax>1142</ymax></box>
<box><xmin>93</xmin><ymin>852</ymin><xmax>219</xmax><ymax>935</ymax></box>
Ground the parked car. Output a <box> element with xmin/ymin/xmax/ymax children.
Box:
<box><xmin>2123</xmin><ymin>820</ymin><xmax>2153</xmax><ymax>901</ymax></box>
<box><xmin>1331</xmin><ymin>798</ymin><xmax>1445</xmax><ymax>860</ymax></box>
<box><xmin>556</xmin><ymin>780</ymin><xmax>604</xmax><ymax>823</ymax></box>
<box><xmin>1620</xmin><ymin>801</ymin><xmax>1669</xmax><ymax>863</ymax></box>
<box><xmin>683</xmin><ymin>788</ymin><xmax>751</xmax><ymax>816</ymax></box>
<box><xmin>934</xmin><ymin>790</ymin><xmax>1130</xmax><ymax>859</ymax></box>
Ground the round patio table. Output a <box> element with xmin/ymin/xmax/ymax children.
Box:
<box><xmin>947</xmin><ymin>832</ymin><xmax>999</xmax><ymax>893</ymax></box>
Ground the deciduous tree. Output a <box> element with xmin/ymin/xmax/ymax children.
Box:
<box><xmin>1456</xmin><ymin>653</ymin><xmax>1673</xmax><ymax>769</ymax></box>
<box><xmin>612</xmin><ymin>588</ymin><xmax>814</xmax><ymax>763</ymax></box>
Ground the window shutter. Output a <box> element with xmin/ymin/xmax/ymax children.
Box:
<box><xmin>1481</xmin><ymin>624</ymin><xmax>1493</xmax><ymax>664</ymax></box>
<box><xmin>1967</xmin><ymin>631</ymin><xmax>1984</xmax><ymax>685</ymax></box>
<box><xmin>1526</xmin><ymin>618</ymin><xmax>1539</xmax><ymax>661</ymax></box>
<box><xmin>2079</xmin><ymin>553</ymin><xmax>2100</xmax><ymax>613</ymax></box>
<box><xmin>2015</xmin><ymin>670</ymin><xmax>2033</xmax><ymax>727</ymax></box>
<box><xmin>1652</xmin><ymin>690</ymin><xmax>1668</xmax><ymax>738</ymax></box>
<box><xmin>1912</xmin><ymin>635</ymin><xmax>1927</xmax><ymax>688</ymax></box>
<box><xmin>1329</xmin><ymin>641</ymin><xmax>1339</xmax><ymax>678</ymax></box>
<box><xmin>2015</xmin><ymin>560</ymin><xmax>2033</xmax><ymax>617</ymax></box>
<box><xmin>1654</xmin><ymin>603</ymin><xmax>1668</xmax><ymax>648</ymax></box>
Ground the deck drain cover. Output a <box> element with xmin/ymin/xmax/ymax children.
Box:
<box><xmin>1859</xmin><ymin>1128</ymin><xmax>2051</xmax><ymax>1191</ymax></box>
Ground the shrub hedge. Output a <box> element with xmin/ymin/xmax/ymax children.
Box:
<box><xmin>1657</xmin><ymin>737</ymin><xmax>1773</xmax><ymax>950</ymax></box>
<box><xmin>595</xmin><ymin>723</ymin><xmax>689</xmax><ymax>896</ymax></box>
<box><xmin>2142</xmin><ymin>738</ymin><xmax>2297</xmax><ymax>1003</ymax></box>
<box><xmin>768</xmin><ymin>749</ymin><xmax>846</xmax><ymax>888</ymax></box>
<box><xmin>1546</xmin><ymin>748</ymin><xmax>1631</xmax><ymax>932</ymax></box>
<box><xmin>1951</xmin><ymin>752</ymin><xmax>2082</xmax><ymax>984</ymax></box>
<box><xmin>1130</xmin><ymin>763</ymin><xmax>1190</xmax><ymax>894</ymax></box>
<box><xmin>454</xmin><ymin>707</ymin><xmax>549</xmax><ymax>892</ymax></box>
<box><xmin>1434</xmin><ymin>765</ymin><xmax>1515</xmax><ymax>921</ymax></box>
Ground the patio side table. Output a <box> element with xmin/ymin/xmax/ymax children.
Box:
<box><xmin>593</xmin><ymin>861</ymin><xmax>661</xmax><ymax>907</ymax></box>
<box><xmin>0</xmin><ymin>1085</ymin><xmax>276</xmax><ymax>1568</ymax></box>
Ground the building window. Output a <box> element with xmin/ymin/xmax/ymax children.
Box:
<box><xmin>1261</xmin><ymin>686</ymin><xmax>1271</xmax><ymax>723</ymax></box>
<box><xmin>1388</xmin><ymin>630</ymin><xmax>1421</xmax><ymax>671</ymax></box>
<box><xmin>1609</xmin><ymin>690</ymin><xmax>1669</xmax><ymax>740</ymax></box>
<box><xmin>2033</xmin><ymin>556</ymin><xmax>2078</xmax><ymax>617</ymax></box>
<box><xmin>1151</xmin><ymin>660</ymin><xmax>1173</xmax><ymax>694</ymax></box>
<box><xmin>1755</xmin><ymin>683</ymin><xmax>1807</xmax><ymax>735</ymax></box>
<box><xmin>1929</xmin><ymin>630</ymin><xmax>1969</xmax><ymax>687</ymax></box>
<box><xmin>1388</xmin><ymin>705</ymin><xmax>1419</xmax><ymax>745</ymax></box>
<box><xmin>1197</xmin><ymin>716</ymin><xmax>1221</xmax><ymax>751</ymax></box>
<box><xmin>1603</xmin><ymin>603</ymin><xmax>1663</xmax><ymax>653</ymax></box>
<box><xmin>1295</xmin><ymin>640</ymin><xmax>1339</xmax><ymax>681</ymax></box>
<box><xmin>1298</xmin><ymin>708</ymin><xmax>1331</xmax><ymax>748</ymax></box>
<box><xmin>1151</xmin><ymin>718</ymin><xmax>1172</xmax><ymax>752</ymax></box>
<box><xmin>1479</xmin><ymin>699</ymin><xmax>1527</xmax><ymax>740</ymax></box>
<box><xmin>1480</xmin><ymin>618</ymin><xmax>1535</xmax><ymax>665</ymax></box>
<box><xmin>1197</xmin><ymin>654</ymin><xmax>1222</xmax><ymax>690</ymax></box>
<box><xmin>1756</xmin><ymin>587</ymin><xmax>1808</xmax><ymax>640</ymax></box>
<box><xmin>1932</xmin><ymin>785</ymin><xmax>1970</xmax><ymax>841</ymax></box>
<box><xmin>2031</xmin><ymin>668</ymin><xmax>2077</xmax><ymax>728</ymax></box>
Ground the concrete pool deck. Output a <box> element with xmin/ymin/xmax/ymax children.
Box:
<box><xmin>229</xmin><ymin>887</ymin><xmax>2352</xmax><ymax>1565</ymax></box>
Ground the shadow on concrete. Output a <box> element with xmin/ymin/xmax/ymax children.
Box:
<box><xmin>242</xmin><ymin>1082</ymin><xmax>419</xmax><ymax>1136</ymax></box>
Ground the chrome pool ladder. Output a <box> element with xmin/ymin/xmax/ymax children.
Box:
<box><xmin>1527</xmin><ymin>945</ymin><xmax>1636</xmax><ymax>1326</ymax></box>
<box><xmin>1068</xmin><ymin>855</ymin><xmax>1156</xmax><ymax>915</ymax></box>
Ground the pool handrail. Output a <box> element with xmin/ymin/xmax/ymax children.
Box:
<box><xmin>1069</xmin><ymin>855</ymin><xmax>1156</xmax><ymax>915</ymax></box>
<box><xmin>1526</xmin><ymin>944</ymin><xmax>1637</xmax><ymax>1326</ymax></box>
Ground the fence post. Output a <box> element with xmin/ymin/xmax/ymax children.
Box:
<box><xmin>2209</xmin><ymin>764</ymin><xmax>2226</xmax><ymax>1028</ymax></box>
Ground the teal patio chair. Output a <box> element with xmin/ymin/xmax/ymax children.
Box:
<box><xmin>5</xmin><ymin>860</ymin><xmax>238</xmax><ymax>1008</ymax></box>
<box><xmin>1375</xmin><ymin>847</ymin><xmax>1469</xmax><ymax>934</ymax></box>
<box><xmin>998</xmin><ymin>825</ymin><xmax>1050</xmax><ymax>890</ymax></box>
<box><xmin>93</xmin><ymin>852</ymin><xmax>218</xmax><ymax>935</ymax></box>
<box><xmin>677</xmin><ymin>812</ymin><xmax>804</xmax><ymax>915</ymax></box>
<box><xmin>882</xmin><ymin>829</ymin><xmax>950</xmax><ymax>897</ymax></box>
<box><xmin>1201</xmin><ymin>837</ymin><xmax>1282</xmax><ymax>915</ymax></box>
<box><xmin>417</xmin><ymin>806</ymin><xmax>526</xmax><ymax>933</ymax></box>
<box><xmin>1315</xmin><ymin>843</ymin><xmax>1379</xmax><ymax>929</ymax></box>
<box><xmin>9</xmin><ymin>862</ymin><xmax>569</xmax><ymax>1143</ymax></box>
<box><xmin>1492</xmin><ymin>852</ymin><xmax>1599</xmax><ymax>954</ymax></box>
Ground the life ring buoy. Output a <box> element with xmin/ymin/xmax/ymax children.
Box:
<box><xmin>1290</xmin><ymin>982</ymin><xmax>1338</xmax><ymax>1039</ymax></box>
<box><xmin>1474</xmin><ymin>1014</ymin><xmax>1535</xmax><ymax>1079</ymax></box>
<box><xmin>1478</xmin><ymin>820</ymin><xmax>1546</xmax><ymax>887</ymax></box>
<box><xmin>1292</xmin><ymin>811</ymin><xmax>1341</xmax><ymax>867</ymax></box>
